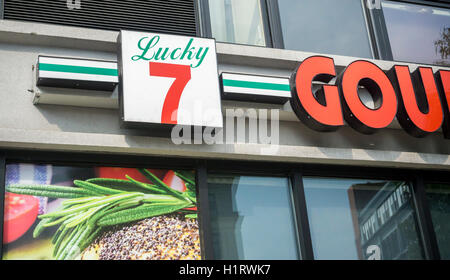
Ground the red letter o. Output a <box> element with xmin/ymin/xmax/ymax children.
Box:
<box><xmin>339</xmin><ymin>60</ymin><xmax>397</xmax><ymax>134</ymax></box>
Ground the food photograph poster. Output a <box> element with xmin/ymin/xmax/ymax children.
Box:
<box><xmin>2</xmin><ymin>164</ymin><xmax>201</xmax><ymax>260</ymax></box>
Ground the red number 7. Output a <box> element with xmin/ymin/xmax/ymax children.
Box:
<box><xmin>150</xmin><ymin>62</ymin><xmax>192</xmax><ymax>124</ymax></box>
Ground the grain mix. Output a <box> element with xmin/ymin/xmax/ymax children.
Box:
<box><xmin>81</xmin><ymin>214</ymin><xmax>201</xmax><ymax>260</ymax></box>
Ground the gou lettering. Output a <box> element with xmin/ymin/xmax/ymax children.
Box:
<box><xmin>290</xmin><ymin>56</ymin><xmax>450</xmax><ymax>139</ymax></box>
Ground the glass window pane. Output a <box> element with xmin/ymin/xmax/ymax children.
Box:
<box><xmin>208</xmin><ymin>174</ymin><xmax>299</xmax><ymax>259</ymax></box>
<box><xmin>303</xmin><ymin>177</ymin><xmax>425</xmax><ymax>260</ymax></box>
<box><xmin>3</xmin><ymin>163</ymin><xmax>200</xmax><ymax>260</ymax></box>
<box><xmin>382</xmin><ymin>1</ymin><xmax>450</xmax><ymax>66</ymax></box>
<box><xmin>208</xmin><ymin>0</ymin><xmax>266</xmax><ymax>46</ymax></box>
<box><xmin>278</xmin><ymin>0</ymin><xmax>372</xmax><ymax>58</ymax></box>
<box><xmin>425</xmin><ymin>183</ymin><xmax>450</xmax><ymax>259</ymax></box>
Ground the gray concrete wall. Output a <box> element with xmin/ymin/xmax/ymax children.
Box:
<box><xmin>0</xmin><ymin>20</ymin><xmax>449</xmax><ymax>170</ymax></box>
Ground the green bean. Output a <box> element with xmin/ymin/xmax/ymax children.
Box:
<box><xmin>174</xmin><ymin>171</ymin><xmax>196</xmax><ymax>186</ymax></box>
<box><xmin>73</xmin><ymin>180</ymin><xmax>125</xmax><ymax>195</ymax></box>
<box><xmin>141</xmin><ymin>193</ymin><xmax>184</xmax><ymax>204</ymax></box>
<box><xmin>57</xmin><ymin>225</ymin><xmax>82</xmax><ymax>260</ymax></box>
<box><xmin>64</xmin><ymin>225</ymin><xmax>93</xmax><ymax>260</ymax></box>
<box><xmin>33</xmin><ymin>217</ymin><xmax>54</xmax><ymax>238</ymax></box>
<box><xmin>65</xmin><ymin>206</ymin><xmax>103</xmax><ymax>228</ymax></box>
<box><xmin>6</xmin><ymin>186</ymin><xmax>95</xmax><ymax>199</ymax></box>
<box><xmin>7</xmin><ymin>184</ymin><xmax>97</xmax><ymax>195</ymax></box>
<box><xmin>79</xmin><ymin>227</ymin><xmax>102</xmax><ymax>254</ymax></box>
<box><xmin>86</xmin><ymin>178</ymin><xmax>149</xmax><ymax>193</ymax></box>
<box><xmin>138</xmin><ymin>169</ymin><xmax>187</xmax><ymax>200</ymax></box>
<box><xmin>43</xmin><ymin>214</ymin><xmax>75</xmax><ymax>228</ymax></box>
<box><xmin>52</xmin><ymin>226</ymin><xmax>63</xmax><ymax>245</ymax></box>
<box><xmin>53</xmin><ymin>226</ymin><xmax>71</xmax><ymax>257</ymax></box>
<box><xmin>96</xmin><ymin>202</ymin><xmax>192</xmax><ymax>227</ymax></box>
<box><xmin>39</xmin><ymin>193</ymin><xmax>141</xmax><ymax>219</ymax></box>
<box><xmin>62</xmin><ymin>196</ymin><xmax>103</xmax><ymax>206</ymax></box>
<box><xmin>126</xmin><ymin>175</ymin><xmax>168</xmax><ymax>194</ymax></box>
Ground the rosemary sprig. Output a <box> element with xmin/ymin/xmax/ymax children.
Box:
<box><xmin>96</xmin><ymin>202</ymin><xmax>192</xmax><ymax>226</ymax></box>
<box><xmin>5</xmin><ymin>169</ymin><xmax>197</xmax><ymax>260</ymax></box>
<box><xmin>6</xmin><ymin>184</ymin><xmax>98</xmax><ymax>198</ymax></box>
<box><xmin>138</xmin><ymin>169</ymin><xmax>188</xmax><ymax>201</ymax></box>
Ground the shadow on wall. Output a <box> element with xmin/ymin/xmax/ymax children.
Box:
<box><xmin>281</xmin><ymin>120</ymin><xmax>450</xmax><ymax>155</ymax></box>
<box><xmin>34</xmin><ymin>102</ymin><xmax>450</xmax><ymax>158</ymax></box>
<box><xmin>418</xmin><ymin>153</ymin><xmax>449</xmax><ymax>165</ymax></box>
<box><xmin>36</xmin><ymin>104</ymin><xmax>169</xmax><ymax>138</ymax></box>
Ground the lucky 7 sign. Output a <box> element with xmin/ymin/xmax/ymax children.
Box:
<box><xmin>118</xmin><ymin>31</ymin><xmax>223</xmax><ymax>128</ymax></box>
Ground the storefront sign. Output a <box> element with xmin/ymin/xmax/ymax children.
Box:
<box><xmin>118</xmin><ymin>31</ymin><xmax>223</xmax><ymax>128</ymax></box>
<box><xmin>290</xmin><ymin>56</ymin><xmax>450</xmax><ymax>139</ymax></box>
<box><xmin>220</xmin><ymin>73</ymin><xmax>291</xmax><ymax>104</ymax></box>
<box><xmin>36</xmin><ymin>56</ymin><xmax>118</xmax><ymax>91</ymax></box>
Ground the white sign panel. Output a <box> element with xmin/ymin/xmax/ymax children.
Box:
<box><xmin>119</xmin><ymin>30</ymin><xmax>223</xmax><ymax>128</ymax></box>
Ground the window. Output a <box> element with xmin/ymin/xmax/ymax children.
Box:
<box><xmin>207</xmin><ymin>174</ymin><xmax>299</xmax><ymax>259</ymax></box>
<box><xmin>1</xmin><ymin>153</ymin><xmax>448</xmax><ymax>261</ymax></box>
<box><xmin>277</xmin><ymin>0</ymin><xmax>373</xmax><ymax>58</ymax></box>
<box><xmin>425</xmin><ymin>182</ymin><xmax>450</xmax><ymax>259</ymax></box>
<box><xmin>381</xmin><ymin>0</ymin><xmax>450</xmax><ymax>66</ymax></box>
<box><xmin>302</xmin><ymin>177</ymin><xmax>425</xmax><ymax>260</ymax></box>
<box><xmin>207</xmin><ymin>0</ymin><xmax>267</xmax><ymax>46</ymax></box>
<box><xmin>203</xmin><ymin>0</ymin><xmax>450</xmax><ymax>66</ymax></box>
<box><xmin>2</xmin><ymin>163</ymin><xmax>200</xmax><ymax>260</ymax></box>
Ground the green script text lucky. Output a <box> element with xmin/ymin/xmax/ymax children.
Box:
<box><xmin>131</xmin><ymin>35</ymin><xmax>209</xmax><ymax>68</ymax></box>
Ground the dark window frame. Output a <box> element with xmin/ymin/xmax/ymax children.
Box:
<box><xmin>412</xmin><ymin>175</ymin><xmax>441</xmax><ymax>259</ymax></box>
<box><xmin>0</xmin><ymin>0</ymin><xmax>4</xmax><ymax>20</ymax></box>
<box><xmin>0</xmin><ymin>153</ymin><xmax>5</xmax><ymax>260</ymax></box>
<box><xmin>0</xmin><ymin>149</ymin><xmax>447</xmax><ymax>260</ymax></box>
<box><xmin>197</xmin><ymin>0</ymin><xmax>213</xmax><ymax>39</ymax></box>
<box><xmin>198</xmin><ymin>0</ymin><xmax>274</xmax><ymax>47</ymax></box>
<box><xmin>364</xmin><ymin>0</ymin><xmax>394</xmax><ymax>60</ymax></box>
<box><xmin>420</xmin><ymin>177</ymin><xmax>450</xmax><ymax>259</ymax></box>
<box><xmin>194</xmin><ymin>0</ymin><xmax>202</xmax><ymax>37</ymax></box>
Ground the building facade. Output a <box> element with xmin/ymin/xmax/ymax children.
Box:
<box><xmin>0</xmin><ymin>0</ymin><xmax>449</xmax><ymax>260</ymax></box>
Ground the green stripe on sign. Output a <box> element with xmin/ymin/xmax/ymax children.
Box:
<box><xmin>39</xmin><ymin>63</ymin><xmax>118</xmax><ymax>76</ymax></box>
<box><xmin>223</xmin><ymin>79</ymin><xmax>290</xmax><ymax>91</ymax></box>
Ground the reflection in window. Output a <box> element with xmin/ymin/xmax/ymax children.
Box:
<box><xmin>208</xmin><ymin>0</ymin><xmax>266</xmax><ymax>46</ymax></box>
<box><xmin>303</xmin><ymin>177</ymin><xmax>425</xmax><ymax>260</ymax></box>
<box><xmin>208</xmin><ymin>174</ymin><xmax>299</xmax><ymax>260</ymax></box>
<box><xmin>382</xmin><ymin>1</ymin><xmax>450</xmax><ymax>66</ymax></box>
<box><xmin>425</xmin><ymin>183</ymin><xmax>450</xmax><ymax>259</ymax></box>
<box><xmin>278</xmin><ymin>0</ymin><xmax>372</xmax><ymax>58</ymax></box>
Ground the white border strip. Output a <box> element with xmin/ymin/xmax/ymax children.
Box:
<box><xmin>39</xmin><ymin>70</ymin><xmax>118</xmax><ymax>82</ymax></box>
<box><xmin>39</xmin><ymin>56</ymin><xmax>117</xmax><ymax>70</ymax></box>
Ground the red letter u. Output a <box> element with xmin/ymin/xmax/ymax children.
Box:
<box><xmin>392</xmin><ymin>66</ymin><xmax>444</xmax><ymax>137</ymax></box>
